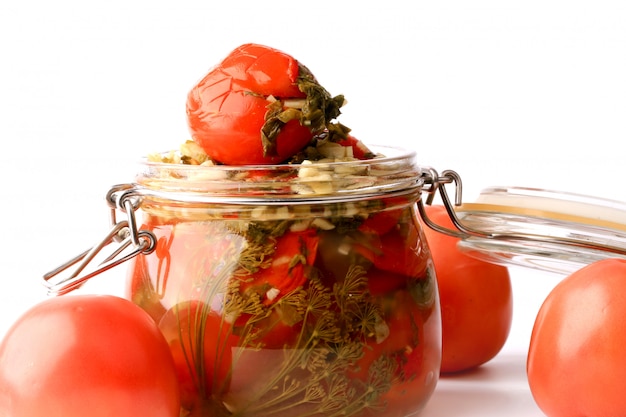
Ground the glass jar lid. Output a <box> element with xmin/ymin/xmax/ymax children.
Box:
<box><xmin>454</xmin><ymin>186</ymin><xmax>626</xmax><ymax>274</ymax></box>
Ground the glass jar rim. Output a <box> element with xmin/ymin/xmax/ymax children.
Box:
<box><xmin>133</xmin><ymin>145</ymin><xmax>424</xmax><ymax>205</ymax></box>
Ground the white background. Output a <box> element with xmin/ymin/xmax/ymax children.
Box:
<box><xmin>1</xmin><ymin>1</ymin><xmax>625</xmax><ymax>416</ymax></box>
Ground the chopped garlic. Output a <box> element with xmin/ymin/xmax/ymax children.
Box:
<box><xmin>290</xmin><ymin>220</ymin><xmax>313</xmax><ymax>232</ymax></box>
<box><xmin>311</xmin><ymin>218</ymin><xmax>335</xmax><ymax>230</ymax></box>
<box><xmin>266</xmin><ymin>288</ymin><xmax>281</xmax><ymax>301</ymax></box>
<box><xmin>375</xmin><ymin>317</ymin><xmax>390</xmax><ymax>343</ymax></box>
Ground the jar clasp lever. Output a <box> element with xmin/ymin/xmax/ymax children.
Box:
<box><xmin>42</xmin><ymin>184</ymin><xmax>157</xmax><ymax>296</ymax></box>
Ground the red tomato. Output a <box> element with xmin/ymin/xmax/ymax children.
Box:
<box><xmin>366</xmin><ymin>267</ymin><xmax>415</xmax><ymax>296</ymax></box>
<box><xmin>527</xmin><ymin>258</ymin><xmax>626</xmax><ymax>417</ymax></box>
<box><xmin>238</xmin><ymin>229</ymin><xmax>319</xmax><ymax>305</ymax></box>
<box><xmin>356</xmin><ymin>216</ymin><xmax>431</xmax><ymax>278</ymax></box>
<box><xmin>187</xmin><ymin>43</ymin><xmax>346</xmax><ymax>165</ymax></box>
<box><xmin>421</xmin><ymin>204</ymin><xmax>512</xmax><ymax>373</ymax></box>
<box><xmin>350</xmin><ymin>289</ymin><xmax>439</xmax><ymax>417</ymax></box>
<box><xmin>358</xmin><ymin>207</ymin><xmax>404</xmax><ymax>235</ymax></box>
<box><xmin>351</xmin><ymin>289</ymin><xmax>426</xmax><ymax>381</ymax></box>
<box><xmin>0</xmin><ymin>295</ymin><xmax>180</xmax><ymax>417</ymax></box>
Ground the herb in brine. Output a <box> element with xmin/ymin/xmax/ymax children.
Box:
<box><xmin>128</xmin><ymin>201</ymin><xmax>439</xmax><ymax>416</ymax></box>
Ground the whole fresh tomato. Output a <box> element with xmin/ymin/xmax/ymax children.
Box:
<box><xmin>421</xmin><ymin>204</ymin><xmax>513</xmax><ymax>373</ymax></box>
<box><xmin>0</xmin><ymin>295</ymin><xmax>180</xmax><ymax>417</ymax></box>
<box><xmin>527</xmin><ymin>258</ymin><xmax>626</xmax><ymax>417</ymax></box>
<box><xmin>187</xmin><ymin>43</ymin><xmax>348</xmax><ymax>165</ymax></box>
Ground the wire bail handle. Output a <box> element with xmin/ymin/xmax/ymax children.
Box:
<box><xmin>417</xmin><ymin>167</ymin><xmax>520</xmax><ymax>239</ymax></box>
<box><xmin>42</xmin><ymin>184</ymin><xmax>157</xmax><ymax>296</ymax></box>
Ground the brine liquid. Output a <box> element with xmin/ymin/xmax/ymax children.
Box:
<box><xmin>127</xmin><ymin>205</ymin><xmax>441</xmax><ymax>417</ymax></box>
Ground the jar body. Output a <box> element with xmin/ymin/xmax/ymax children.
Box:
<box><xmin>125</xmin><ymin>147</ymin><xmax>441</xmax><ymax>417</ymax></box>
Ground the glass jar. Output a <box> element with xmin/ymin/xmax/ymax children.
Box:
<box><xmin>86</xmin><ymin>145</ymin><xmax>440</xmax><ymax>417</ymax></box>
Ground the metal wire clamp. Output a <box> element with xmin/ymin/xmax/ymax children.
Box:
<box><xmin>42</xmin><ymin>184</ymin><xmax>157</xmax><ymax>296</ymax></box>
<box><xmin>418</xmin><ymin>168</ymin><xmax>626</xmax><ymax>258</ymax></box>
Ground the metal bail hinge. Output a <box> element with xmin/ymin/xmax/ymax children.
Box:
<box><xmin>42</xmin><ymin>184</ymin><xmax>157</xmax><ymax>296</ymax></box>
<box><xmin>418</xmin><ymin>168</ymin><xmax>470</xmax><ymax>239</ymax></box>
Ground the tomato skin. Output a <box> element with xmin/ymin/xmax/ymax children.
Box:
<box><xmin>527</xmin><ymin>258</ymin><xmax>626</xmax><ymax>417</ymax></box>
<box><xmin>238</xmin><ymin>229</ymin><xmax>320</xmax><ymax>306</ymax></box>
<box><xmin>350</xmin><ymin>288</ymin><xmax>440</xmax><ymax>417</ymax></box>
<box><xmin>218</xmin><ymin>43</ymin><xmax>304</xmax><ymax>97</ymax></box>
<box><xmin>421</xmin><ymin>205</ymin><xmax>512</xmax><ymax>373</ymax></box>
<box><xmin>358</xmin><ymin>208</ymin><xmax>403</xmax><ymax>235</ymax></box>
<box><xmin>356</xmin><ymin>216</ymin><xmax>431</xmax><ymax>278</ymax></box>
<box><xmin>0</xmin><ymin>295</ymin><xmax>180</xmax><ymax>417</ymax></box>
<box><xmin>351</xmin><ymin>289</ymin><xmax>426</xmax><ymax>382</ymax></box>
<box><xmin>187</xmin><ymin>86</ymin><xmax>312</xmax><ymax>165</ymax></box>
<box><xmin>187</xmin><ymin>43</ymin><xmax>314</xmax><ymax>165</ymax></box>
